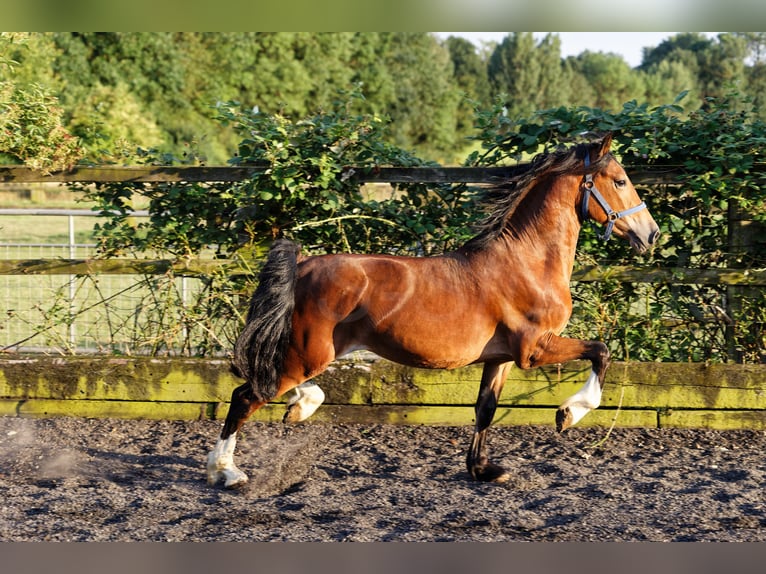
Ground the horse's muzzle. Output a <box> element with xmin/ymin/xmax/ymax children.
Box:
<box><xmin>628</xmin><ymin>225</ymin><xmax>660</xmax><ymax>254</ymax></box>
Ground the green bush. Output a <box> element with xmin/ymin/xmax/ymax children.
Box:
<box><xmin>80</xmin><ymin>91</ymin><xmax>477</xmax><ymax>355</ymax></box>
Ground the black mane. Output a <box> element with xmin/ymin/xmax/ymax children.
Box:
<box><xmin>462</xmin><ymin>140</ymin><xmax>613</xmax><ymax>251</ymax></box>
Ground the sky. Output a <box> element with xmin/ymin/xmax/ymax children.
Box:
<box><xmin>438</xmin><ymin>32</ymin><xmax>717</xmax><ymax>68</ymax></box>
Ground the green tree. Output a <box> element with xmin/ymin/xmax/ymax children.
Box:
<box><xmin>380</xmin><ymin>33</ymin><xmax>461</xmax><ymax>161</ymax></box>
<box><xmin>50</xmin><ymin>32</ymin><xmax>195</xmax><ymax>160</ymax></box>
<box><xmin>735</xmin><ymin>32</ymin><xmax>766</xmax><ymax>110</ymax></box>
<box><xmin>47</xmin><ymin>32</ymin><xmax>469</xmax><ymax>163</ymax></box>
<box><xmin>640</xmin><ymin>33</ymin><xmax>748</xmax><ymax>104</ymax></box>
<box><xmin>487</xmin><ymin>32</ymin><xmax>570</xmax><ymax>119</ymax></box>
<box><xmin>0</xmin><ymin>33</ymin><xmax>83</xmax><ymax>170</ymax></box>
<box><xmin>347</xmin><ymin>32</ymin><xmax>395</xmax><ymax>116</ymax></box>
<box><xmin>444</xmin><ymin>35</ymin><xmax>492</xmax><ymax>141</ymax></box>
<box><xmin>566</xmin><ymin>51</ymin><xmax>646</xmax><ymax>111</ymax></box>
<box><xmin>642</xmin><ymin>59</ymin><xmax>699</xmax><ymax>106</ymax></box>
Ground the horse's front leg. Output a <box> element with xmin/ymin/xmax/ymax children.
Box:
<box><xmin>525</xmin><ymin>334</ymin><xmax>610</xmax><ymax>432</ymax></box>
<box><xmin>467</xmin><ymin>361</ymin><xmax>514</xmax><ymax>483</ymax></box>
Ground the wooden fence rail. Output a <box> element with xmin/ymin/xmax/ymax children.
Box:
<box><xmin>0</xmin><ymin>164</ymin><xmax>697</xmax><ymax>185</ymax></box>
<box><xmin>1</xmin><ymin>259</ymin><xmax>765</xmax><ymax>286</ymax></box>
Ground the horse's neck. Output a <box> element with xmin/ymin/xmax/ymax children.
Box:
<box><xmin>483</xmin><ymin>181</ymin><xmax>582</xmax><ymax>280</ymax></box>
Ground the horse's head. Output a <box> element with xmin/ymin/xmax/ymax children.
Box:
<box><xmin>581</xmin><ymin>134</ymin><xmax>660</xmax><ymax>253</ymax></box>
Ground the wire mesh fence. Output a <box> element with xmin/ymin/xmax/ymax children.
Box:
<box><xmin>1</xmin><ymin>210</ymin><xmax>216</xmax><ymax>355</ymax></box>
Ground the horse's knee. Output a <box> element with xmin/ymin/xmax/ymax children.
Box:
<box><xmin>284</xmin><ymin>381</ymin><xmax>325</xmax><ymax>423</ymax></box>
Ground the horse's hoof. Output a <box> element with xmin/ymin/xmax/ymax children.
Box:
<box><xmin>206</xmin><ymin>464</ymin><xmax>249</xmax><ymax>489</ymax></box>
<box><xmin>223</xmin><ymin>475</ymin><xmax>248</xmax><ymax>489</ymax></box>
<box><xmin>222</xmin><ymin>468</ymin><xmax>249</xmax><ymax>489</ymax></box>
<box><xmin>471</xmin><ymin>462</ymin><xmax>510</xmax><ymax>483</ymax></box>
<box><xmin>556</xmin><ymin>406</ymin><xmax>572</xmax><ymax>432</ymax></box>
<box><xmin>283</xmin><ymin>404</ymin><xmax>301</xmax><ymax>424</ymax></box>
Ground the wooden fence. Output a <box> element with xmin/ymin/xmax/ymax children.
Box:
<box><xmin>0</xmin><ymin>356</ymin><xmax>765</xmax><ymax>430</ymax></box>
<box><xmin>1</xmin><ymin>164</ymin><xmax>764</xmax><ymax>287</ymax></box>
<box><xmin>1</xmin><ymin>164</ymin><xmax>764</xmax><ymax>429</ymax></box>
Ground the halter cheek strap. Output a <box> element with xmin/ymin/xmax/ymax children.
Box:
<box><xmin>581</xmin><ymin>154</ymin><xmax>647</xmax><ymax>241</ymax></box>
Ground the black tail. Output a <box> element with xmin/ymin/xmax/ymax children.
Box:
<box><xmin>231</xmin><ymin>239</ymin><xmax>301</xmax><ymax>402</ymax></box>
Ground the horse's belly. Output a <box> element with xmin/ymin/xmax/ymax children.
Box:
<box><xmin>358</xmin><ymin>320</ymin><xmax>494</xmax><ymax>369</ymax></box>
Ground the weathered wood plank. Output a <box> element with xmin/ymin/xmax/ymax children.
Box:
<box><xmin>0</xmin><ymin>357</ymin><xmax>241</xmax><ymax>403</ymax></box>
<box><xmin>0</xmin><ymin>399</ymin><xmax>658</xmax><ymax>428</ymax></box>
<box><xmin>4</xmin><ymin>356</ymin><xmax>765</xmax><ymax>411</ymax></box>
<box><xmin>1</xmin><ymin>357</ymin><xmax>765</xmax><ymax>432</ymax></box>
<box><xmin>2</xmin><ymin>258</ymin><xmax>765</xmax><ymax>286</ymax></box>
<box><xmin>571</xmin><ymin>265</ymin><xmax>766</xmax><ymax>286</ymax></box>
<box><xmin>0</xmin><ymin>166</ymin><xmax>263</xmax><ymax>183</ymax></box>
<box><xmin>365</xmin><ymin>360</ymin><xmax>766</xmax><ymax>410</ymax></box>
<box><xmin>0</xmin><ymin>258</ymin><xmax>234</xmax><ymax>277</ymax></box>
<box><xmin>0</xmin><ymin>398</ymin><xmax>211</xmax><ymax>420</ymax></box>
<box><xmin>658</xmin><ymin>409</ymin><xmax>766</xmax><ymax>430</ymax></box>
<box><xmin>0</xmin><ymin>164</ymin><xmax>700</xmax><ymax>185</ymax></box>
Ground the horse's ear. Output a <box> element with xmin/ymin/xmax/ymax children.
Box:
<box><xmin>598</xmin><ymin>133</ymin><xmax>614</xmax><ymax>157</ymax></box>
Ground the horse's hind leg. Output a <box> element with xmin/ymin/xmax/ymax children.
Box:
<box><xmin>206</xmin><ymin>382</ymin><xmax>265</xmax><ymax>488</ymax></box>
<box><xmin>207</xmin><ymin>345</ymin><xmax>334</xmax><ymax>488</ymax></box>
<box><xmin>467</xmin><ymin>361</ymin><xmax>513</xmax><ymax>483</ymax></box>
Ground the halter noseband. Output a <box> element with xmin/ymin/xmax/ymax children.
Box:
<box><xmin>581</xmin><ymin>154</ymin><xmax>647</xmax><ymax>241</ymax></box>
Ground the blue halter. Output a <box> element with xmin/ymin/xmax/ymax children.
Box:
<box><xmin>581</xmin><ymin>154</ymin><xmax>647</xmax><ymax>241</ymax></box>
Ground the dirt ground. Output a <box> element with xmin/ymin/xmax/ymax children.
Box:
<box><xmin>0</xmin><ymin>415</ymin><xmax>765</xmax><ymax>542</ymax></box>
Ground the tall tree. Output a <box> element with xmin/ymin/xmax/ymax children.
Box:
<box><xmin>641</xmin><ymin>59</ymin><xmax>699</xmax><ymax>105</ymax></box>
<box><xmin>347</xmin><ymin>32</ymin><xmax>395</xmax><ymax>116</ymax></box>
<box><xmin>444</xmin><ymin>35</ymin><xmax>491</xmax><ymax>141</ymax></box>
<box><xmin>0</xmin><ymin>33</ymin><xmax>83</xmax><ymax>170</ymax></box>
<box><xmin>487</xmin><ymin>32</ymin><xmax>569</xmax><ymax>119</ymax></box>
<box><xmin>380</xmin><ymin>33</ymin><xmax>461</xmax><ymax>160</ymax></box>
<box><xmin>567</xmin><ymin>51</ymin><xmax>646</xmax><ymax>111</ymax></box>
<box><xmin>736</xmin><ymin>33</ymin><xmax>766</xmax><ymax>116</ymax></box>
<box><xmin>640</xmin><ymin>33</ymin><xmax>748</xmax><ymax>103</ymax></box>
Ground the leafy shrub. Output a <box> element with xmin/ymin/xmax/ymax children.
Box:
<box><xmin>0</xmin><ymin>81</ymin><xmax>84</xmax><ymax>172</ymax></box>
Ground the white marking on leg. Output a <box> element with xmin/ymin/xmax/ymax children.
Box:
<box><xmin>284</xmin><ymin>381</ymin><xmax>325</xmax><ymax>423</ymax></box>
<box><xmin>559</xmin><ymin>369</ymin><xmax>602</xmax><ymax>426</ymax></box>
<box><xmin>206</xmin><ymin>434</ymin><xmax>249</xmax><ymax>488</ymax></box>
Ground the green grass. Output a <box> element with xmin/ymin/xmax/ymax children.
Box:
<box><xmin>1</xmin><ymin>186</ymin><xmax>100</xmax><ymax>245</ymax></box>
<box><xmin>0</xmin><ymin>215</ymin><xmax>98</xmax><ymax>246</ymax></box>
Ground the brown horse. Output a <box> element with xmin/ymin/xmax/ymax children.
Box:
<box><xmin>207</xmin><ymin>133</ymin><xmax>660</xmax><ymax>487</ymax></box>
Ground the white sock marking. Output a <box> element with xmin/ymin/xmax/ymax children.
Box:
<box><xmin>285</xmin><ymin>382</ymin><xmax>325</xmax><ymax>422</ymax></box>
<box><xmin>206</xmin><ymin>434</ymin><xmax>248</xmax><ymax>487</ymax></box>
<box><xmin>560</xmin><ymin>369</ymin><xmax>602</xmax><ymax>426</ymax></box>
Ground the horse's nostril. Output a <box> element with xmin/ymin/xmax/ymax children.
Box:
<box><xmin>649</xmin><ymin>229</ymin><xmax>660</xmax><ymax>244</ymax></box>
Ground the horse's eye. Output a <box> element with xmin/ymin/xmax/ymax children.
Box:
<box><xmin>615</xmin><ymin>179</ymin><xmax>627</xmax><ymax>189</ymax></box>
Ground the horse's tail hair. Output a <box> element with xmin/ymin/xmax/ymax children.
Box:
<box><xmin>230</xmin><ymin>239</ymin><xmax>301</xmax><ymax>402</ymax></box>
